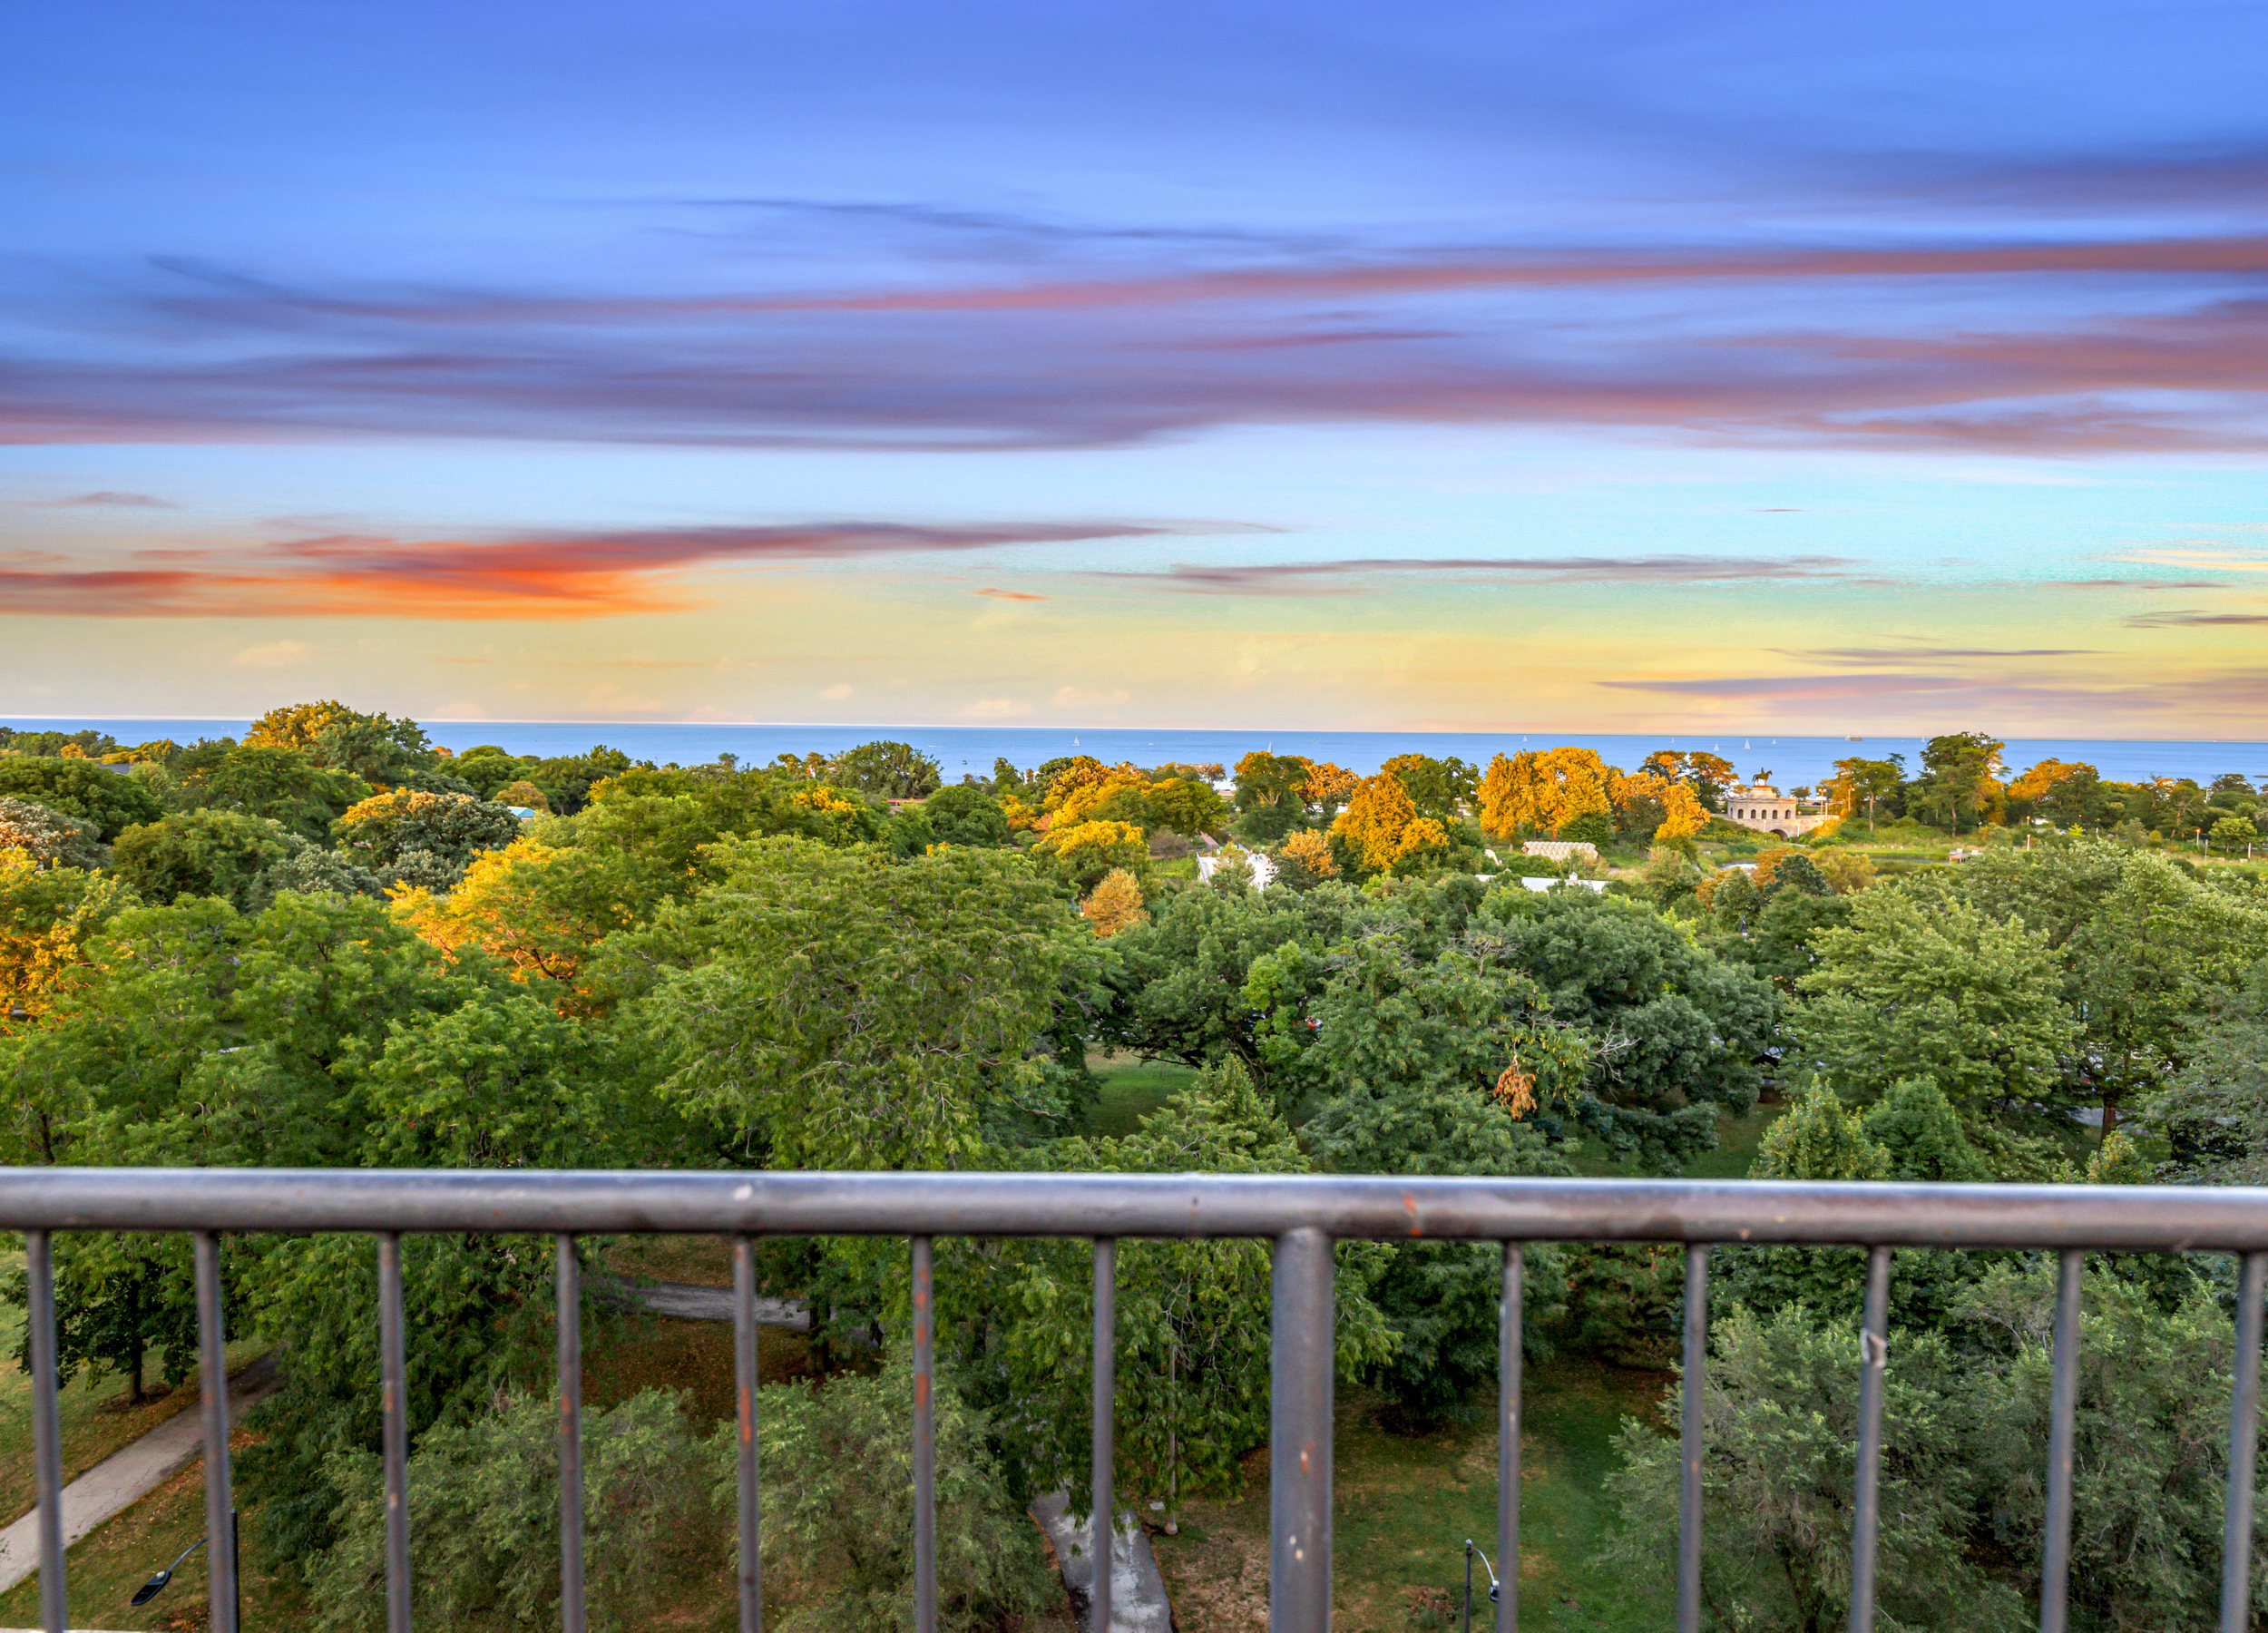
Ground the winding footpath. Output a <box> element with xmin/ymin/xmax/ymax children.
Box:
<box><xmin>0</xmin><ymin>1354</ymin><xmax>283</xmax><ymax>1599</ymax></box>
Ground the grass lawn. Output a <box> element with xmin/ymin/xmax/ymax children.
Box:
<box><xmin>1567</xmin><ymin>1102</ymin><xmax>1784</xmax><ymax>1180</ymax></box>
<box><xmin>1152</xmin><ymin>1362</ymin><xmax>1670</xmax><ymax>1633</ymax></box>
<box><xmin>1086</xmin><ymin>1053</ymin><xmax>1201</xmax><ymax>1138</ymax></box>
<box><xmin>0</xmin><ymin>1421</ymin><xmax>310</xmax><ymax>1632</ymax></box>
<box><xmin>0</xmin><ymin>1247</ymin><xmax>266</xmax><ymax>1530</ymax></box>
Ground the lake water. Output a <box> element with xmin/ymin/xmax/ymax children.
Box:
<box><xmin>7</xmin><ymin>718</ymin><xmax>2266</xmax><ymax>788</ymax></box>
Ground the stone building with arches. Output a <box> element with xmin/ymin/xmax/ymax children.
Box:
<box><xmin>1725</xmin><ymin>782</ymin><xmax>1831</xmax><ymax>837</ymax></box>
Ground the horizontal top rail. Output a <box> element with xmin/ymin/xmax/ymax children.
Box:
<box><xmin>3</xmin><ymin>1168</ymin><xmax>2267</xmax><ymax>1249</ymax></box>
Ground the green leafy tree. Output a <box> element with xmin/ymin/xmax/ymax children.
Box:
<box><xmin>526</xmin><ymin>747</ymin><xmax>637</xmax><ymax>813</ymax></box>
<box><xmin>1905</xmin><ymin>731</ymin><xmax>2005</xmax><ymax>834</ymax></box>
<box><xmin>245</xmin><ymin>699</ymin><xmax>445</xmax><ymax>787</ymax></box>
<box><xmin>309</xmin><ymin>1389</ymin><xmax>727</xmax><ymax>1633</ymax></box>
<box><xmin>1706</xmin><ymin>882</ymin><xmax>1854</xmax><ymax>992</ymax></box>
<box><xmin>758</xmin><ymin>1354</ymin><xmax>1054</xmax><ymax>1633</ymax></box>
<box><xmin>1558</xmin><ymin>809</ymin><xmax>1612</xmax><ymax>846</ymax></box>
<box><xmin>1754</xmin><ymin>1083</ymin><xmax>1891</xmax><ymax>1181</ymax></box>
<box><xmin>1142</xmin><ymin>776</ymin><xmax>1228</xmax><ymax>838</ymax></box>
<box><xmin>1248</xmin><ymin>934</ymin><xmax>1586</xmax><ymax>1423</ymax></box>
<box><xmin>34</xmin><ymin>1235</ymin><xmax>200</xmax><ymax>1406</ymax></box>
<box><xmin>2136</xmin><ymin>963</ymin><xmax>2268</xmax><ymax>1182</ymax></box>
<box><xmin>1823</xmin><ymin>756</ymin><xmax>1906</xmax><ymax>833</ymax></box>
<box><xmin>111</xmin><ymin>808</ymin><xmax>299</xmax><ymax>908</ymax></box>
<box><xmin>828</xmin><ymin>740</ymin><xmax>943</xmax><ymax>799</ymax></box>
<box><xmin>622</xmin><ymin>837</ymin><xmax>1085</xmax><ymax>1168</ymax></box>
<box><xmin>1604</xmin><ymin>1305</ymin><xmax>2016</xmax><ymax>1633</ymax></box>
<box><xmin>992</xmin><ymin>1062</ymin><xmax>1393</xmax><ymax>1515</ymax></box>
<box><xmin>0</xmin><ymin>755</ymin><xmax>163</xmax><ymax>840</ymax></box>
<box><xmin>1472</xmin><ymin>887</ymin><xmax>1778</xmax><ymax>1169</ymax></box>
<box><xmin>1952</xmin><ymin>1263</ymin><xmax>2265</xmax><ymax>1629</ymax></box>
<box><xmin>1100</xmin><ymin>882</ymin><xmax>1369</xmax><ymax>1089</ymax></box>
<box><xmin>1788</xmin><ymin>886</ymin><xmax>2079</xmax><ymax>1115</ymax></box>
<box><xmin>448</xmin><ymin>746</ymin><xmax>540</xmax><ymax>799</ymax></box>
<box><xmin>1862</xmin><ymin>1076</ymin><xmax>1990</xmax><ymax>1182</ymax></box>
<box><xmin>919</xmin><ymin>784</ymin><xmax>1012</xmax><ymax>847</ymax></box>
<box><xmin>1231</xmin><ymin>750</ymin><xmax>1311</xmax><ymax>844</ymax></box>
<box><xmin>1937</xmin><ymin>840</ymin><xmax>2268</xmax><ymax>1133</ymax></box>
<box><xmin>1714</xmin><ymin>1086</ymin><xmax>1902</xmax><ymax>1324</ymax></box>
<box><xmin>191</xmin><ymin>743</ymin><xmax>373</xmax><ymax>840</ymax></box>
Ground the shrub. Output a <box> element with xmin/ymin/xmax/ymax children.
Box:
<box><xmin>758</xmin><ymin>1354</ymin><xmax>1055</xmax><ymax>1633</ymax></box>
<box><xmin>308</xmin><ymin>1388</ymin><xmax>726</xmax><ymax>1633</ymax></box>
<box><xmin>1603</xmin><ymin>1305</ymin><xmax>2014</xmax><ymax>1633</ymax></box>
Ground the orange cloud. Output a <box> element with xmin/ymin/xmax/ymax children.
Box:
<box><xmin>0</xmin><ymin>520</ymin><xmax>1182</xmax><ymax>619</ymax></box>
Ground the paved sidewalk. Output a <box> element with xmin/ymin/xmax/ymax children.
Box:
<box><xmin>0</xmin><ymin>1355</ymin><xmax>283</xmax><ymax>1598</ymax></box>
<box><xmin>1031</xmin><ymin>1491</ymin><xmax>1175</xmax><ymax>1633</ymax></box>
<box><xmin>631</xmin><ymin>1281</ymin><xmax>810</xmax><ymax>1327</ymax></box>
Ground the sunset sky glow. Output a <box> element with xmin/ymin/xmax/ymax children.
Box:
<box><xmin>7</xmin><ymin>0</ymin><xmax>2268</xmax><ymax>732</ymax></box>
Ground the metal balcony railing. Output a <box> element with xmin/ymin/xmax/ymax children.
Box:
<box><xmin>4</xmin><ymin>1169</ymin><xmax>2266</xmax><ymax>1633</ymax></box>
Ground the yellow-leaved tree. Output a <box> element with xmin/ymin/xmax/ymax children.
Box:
<box><xmin>391</xmin><ymin>835</ymin><xmax>623</xmax><ymax>991</ymax></box>
<box><xmin>1276</xmin><ymin>827</ymin><xmax>1339</xmax><ymax>886</ymax></box>
<box><xmin>1033</xmin><ymin>819</ymin><xmax>1149</xmax><ymax>895</ymax></box>
<box><xmin>1608</xmin><ymin>768</ymin><xmax>1708</xmax><ymax>843</ymax></box>
<box><xmin>1080</xmin><ymin>867</ymin><xmax>1149</xmax><ymax>937</ymax></box>
<box><xmin>1476</xmin><ymin>748</ymin><xmax>1614</xmax><ymax>839</ymax></box>
<box><xmin>1476</xmin><ymin>749</ymin><xmax>1706</xmax><ymax>845</ymax></box>
<box><xmin>1</xmin><ymin>847</ymin><xmax>133</xmax><ymax>1048</ymax></box>
<box><xmin>1331</xmin><ymin>772</ymin><xmax>1425</xmax><ymax>875</ymax></box>
<box><xmin>1300</xmin><ymin>761</ymin><xmax>1361</xmax><ymax>820</ymax></box>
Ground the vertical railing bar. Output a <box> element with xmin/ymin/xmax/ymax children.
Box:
<box><xmin>26</xmin><ymin>1229</ymin><xmax>66</xmax><ymax>1633</ymax></box>
<box><xmin>377</xmin><ymin>1233</ymin><xmax>412</xmax><ymax>1633</ymax></box>
<box><xmin>1091</xmin><ymin>1237</ymin><xmax>1117</xmax><ymax>1633</ymax></box>
<box><xmin>2039</xmin><ymin>1247</ymin><xmax>2083</xmax><ymax>1633</ymax></box>
<box><xmin>734</xmin><ymin>1235</ymin><xmax>763</xmax><ymax>1633</ymax></box>
<box><xmin>557</xmin><ymin>1233</ymin><xmax>585</xmax><ymax>1633</ymax></box>
<box><xmin>2220</xmin><ymin>1250</ymin><xmax>2266</xmax><ymax>1633</ymax></box>
<box><xmin>1498</xmin><ymin>1242</ymin><xmax>1523</xmax><ymax>1633</ymax></box>
<box><xmin>194</xmin><ymin>1230</ymin><xmax>239</xmax><ymax>1633</ymax></box>
<box><xmin>1847</xmin><ymin>1245</ymin><xmax>1892</xmax><ymax>1633</ymax></box>
<box><xmin>1268</xmin><ymin>1227</ymin><xmax>1334</xmax><ymax>1633</ymax></box>
<box><xmin>913</xmin><ymin>1235</ymin><xmax>937</xmax><ymax>1633</ymax></box>
<box><xmin>1677</xmin><ymin>1244</ymin><xmax>1709</xmax><ymax>1633</ymax></box>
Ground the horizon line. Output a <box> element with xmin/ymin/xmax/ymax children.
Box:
<box><xmin>2</xmin><ymin>714</ymin><xmax>2263</xmax><ymax>749</ymax></box>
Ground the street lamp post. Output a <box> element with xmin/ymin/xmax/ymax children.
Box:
<box><xmin>132</xmin><ymin>1509</ymin><xmax>239</xmax><ymax>1621</ymax></box>
<box><xmin>1462</xmin><ymin>1538</ymin><xmax>1501</xmax><ymax>1632</ymax></box>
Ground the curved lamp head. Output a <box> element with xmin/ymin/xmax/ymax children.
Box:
<box><xmin>130</xmin><ymin>1533</ymin><xmax>206</xmax><ymax>1606</ymax></box>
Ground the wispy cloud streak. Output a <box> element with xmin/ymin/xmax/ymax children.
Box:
<box><xmin>2126</xmin><ymin>609</ymin><xmax>2268</xmax><ymax>626</ymax></box>
<box><xmin>1090</xmin><ymin>554</ymin><xmax>1869</xmax><ymax>594</ymax></box>
<box><xmin>0</xmin><ymin>520</ymin><xmax>1186</xmax><ymax>618</ymax></box>
<box><xmin>5</xmin><ymin>210</ymin><xmax>2268</xmax><ymax>453</ymax></box>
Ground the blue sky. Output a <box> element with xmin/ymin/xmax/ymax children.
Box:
<box><xmin>6</xmin><ymin>0</ymin><xmax>2267</xmax><ymax>731</ymax></box>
